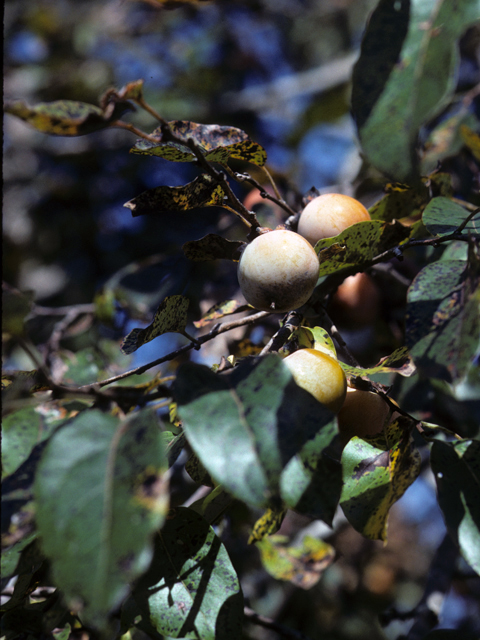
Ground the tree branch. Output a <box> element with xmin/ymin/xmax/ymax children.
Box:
<box><xmin>80</xmin><ymin>310</ymin><xmax>270</xmax><ymax>390</ymax></box>
<box><xmin>244</xmin><ymin>606</ymin><xmax>314</xmax><ymax>640</ymax></box>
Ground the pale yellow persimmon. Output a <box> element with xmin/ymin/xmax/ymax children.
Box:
<box><xmin>238</xmin><ymin>229</ymin><xmax>319</xmax><ymax>313</ymax></box>
<box><xmin>297</xmin><ymin>193</ymin><xmax>371</xmax><ymax>245</ymax></box>
<box><xmin>283</xmin><ymin>348</ymin><xmax>347</xmax><ymax>413</ymax></box>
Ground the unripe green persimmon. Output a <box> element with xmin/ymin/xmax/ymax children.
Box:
<box><xmin>238</xmin><ymin>229</ymin><xmax>319</xmax><ymax>313</ymax></box>
<box><xmin>283</xmin><ymin>348</ymin><xmax>347</xmax><ymax>413</ymax></box>
<box><xmin>298</xmin><ymin>193</ymin><xmax>371</xmax><ymax>245</ymax></box>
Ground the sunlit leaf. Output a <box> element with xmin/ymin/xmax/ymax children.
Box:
<box><xmin>340</xmin><ymin>346</ymin><xmax>416</xmax><ymax>379</ymax></box>
<box><xmin>256</xmin><ymin>535</ymin><xmax>335</xmax><ymax>589</ymax></box>
<box><xmin>2</xmin><ymin>402</ymin><xmax>83</xmax><ymax>480</ymax></box>
<box><xmin>4</xmin><ymin>99</ymin><xmax>131</xmax><ymax>136</ymax></box>
<box><xmin>174</xmin><ymin>355</ymin><xmax>336</xmax><ymax>508</ymax></box>
<box><xmin>340</xmin><ymin>417</ymin><xmax>421</xmax><ymax>541</ymax></box>
<box><xmin>315</xmin><ymin>220</ymin><xmax>411</xmax><ymax>275</ymax></box>
<box><xmin>295</xmin><ymin>326</ymin><xmax>337</xmax><ymax>358</ymax></box>
<box><xmin>34</xmin><ymin>409</ymin><xmax>169</xmax><ymax>629</ymax></box>
<box><xmin>194</xmin><ymin>300</ymin><xmax>248</xmax><ymax>328</ymax></box>
<box><xmin>124</xmin><ymin>174</ymin><xmax>225</xmax><ymax>217</ymax></box>
<box><xmin>248</xmin><ymin>507</ymin><xmax>287</xmax><ymax>544</ymax></box>
<box><xmin>353</xmin><ymin>0</ymin><xmax>480</xmax><ymax>180</ymax></box>
<box><xmin>422</xmin><ymin>197</ymin><xmax>480</xmax><ymax>238</ymax></box>
<box><xmin>131</xmin><ymin>121</ymin><xmax>267</xmax><ymax>166</ymax></box>
<box><xmin>121</xmin><ymin>295</ymin><xmax>189</xmax><ymax>354</ymax></box>
<box><xmin>132</xmin><ymin>507</ymin><xmax>243</xmax><ymax>640</ymax></box>
<box><xmin>280</xmin><ymin>422</ymin><xmax>341</xmax><ymax>525</ymax></box>
<box><xmin>431</xmin><ymin>440</ymin><xmax>480</xmax><ymax>574</ymax></box>
<box><xmin>406</xmin><ymin>257</ymin><xmax>480</xmax><ymax>382</ymax></box>
<box><xmin>183</xmin><ymin>234</ymin><xmax>245</xmax><ymax>261</ymax></box>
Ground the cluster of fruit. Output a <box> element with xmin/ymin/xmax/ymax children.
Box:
<box><xmin>238</xmin><ymin>193</ymin><xmax>394</xmax><ymax>444</ymax></box>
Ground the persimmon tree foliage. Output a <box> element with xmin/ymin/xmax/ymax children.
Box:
<box><xmin>2</xmin><ymin>1</ymin><xmax>480</xmax><ymax>639</ymax></box>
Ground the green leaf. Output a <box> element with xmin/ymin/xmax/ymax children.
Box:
<box><xmin>124</xmin><ymin>174</ymin><xmax>226</xmax><ymax>217</ymax></box>
<box><xmin>315</xmin><ymin>220</ymin><xmax>411</xmax><ymax>276</ymax></box>
<box><xmin>295</xmin><ymin>326</ymin><xmax>337</xmax><ymax>358</ymax></box>
<box><xmin>248</xmin><ymin>507</ymin><xmax>287</xmax><ymax>544</ymax></box>
<box><xmin>2</xmin><ymin>404</ymin><xmax>76</xmax><ymax>479</ymax></box>
<box><xmin>422</xmin><ymin>197</ymin><xmax>480</xmax><ymax>238</ymax></box>
<box><xmin>340</xmin><ymin>417</ymin><xmax>421</xmax><ymax>541</ymax></box>
<box><xmin>189</xmin><ymin>486</ymin><xmax>234</xmax><ymax>525</ymax></box>
<box><xmin>368</xmin><ymin>181</ymin><xmax>430</xmax><ymax>222</ymax></box>
<box><xmin>174</xmin><ymin>355</ymin><xmax>336</xmax><ymax>509</ymax></box>
<box><xmin>406</xmin><ymin>258</ymin><xmax>480</xmax><ymax>382</ymax></box>
<box><xmin>131</xmin><ymin>121</ymin><xmax>267</xmax><ymax>166</ymax></box>
<box><xmin>132</xmin><ymin>507</ymin><xmax>244</xmax><ymax>640</ymax></box>
<box><xmin>280</xmin><ymin>422</ymin><xmax>342</xmax><ymax>525</ymax></box>
<box><xmin>340</xmin><ymin>346</ymin><xmax>416</xmax><ymax>379</ymax></box>
<box><xmin>194</xmin><ymin>300</ymin><xmax>248</xmax><ymax>328</ymax></box>
<box><xmin>183</xmin><ymin>234</ymin><xmax>245</xmax><ymax>262</ymax></box>
<box><xmin>121</xmin><ymin>294</ymin><xmax>189</xmax><ymax>354</ymax></box>
<box><xmin>34</xmin><ymin>408</ymin><xmax>169</xmax><ymax>629</ymax></box>
<box><xmin>422</xmin><ymin>110</ymin><xmax>479</xmax><ymax>174</ymax></box>
<box><xmin>4</xmin><ymin>99</ymin><xmax>130</xmax><ymax>136</ymax></box>
<box><xmin>256</xmin><ymin>535</ymin><xmax>335</xmax><ymax>589</ymax></box>
<box><xmin>185</xmin><ymin>453</ymin><xmax>215</xmax><ymax>487</ymax></box>
<box><xmin>0</xmin><ymin>532</ymin><xmax>38</xmax><ymax>581</ymax></box>
<box><xmin>353</xmin><ymin>0</ymin><xmax>480</xmax><ymax>181</ymax></box>
<box><xmin>431</xmin><ymin>440</ymin><xmax>480</xmax><ymax>575</ymax></box>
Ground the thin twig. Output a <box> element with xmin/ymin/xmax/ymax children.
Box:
<box><xmin>259</xmin><ymin>311</ymin><xmax>303</xmax><ymax>355</ymax></box>
<box><xmin>244</xmin><ymin>606</ymin><xmax>314</xmax><ymax>640</ymax></box>
<box><xmin>234</xmin><ymin>171</ymin><xmax>297</xmax><ymax>218</ymax></box>
<box><xmin>111</xmin><ymin>120</ymin><xmax>160</xmax><ymax>143</ymax></box>
<box><xmin>133</xmin><ymin>96</ymin><xmax>168</xmax><ymax>126</ymax></box>
<box><xmin>80</xmin><ymin>310</ymin><xmax>270</xmax><ymax>390</ymax></box>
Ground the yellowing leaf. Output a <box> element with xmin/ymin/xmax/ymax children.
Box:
<box><xmin>256</xmin><ymin>535</ymin><xmax>335</xmax><ymax>589</ymax></box>
<box><xmin>248</xmin><ymin>507</ymin><xmax>287</xmax><ymax>544</ymax></box>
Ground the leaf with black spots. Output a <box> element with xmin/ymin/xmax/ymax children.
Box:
<box><xmin>315</xmin><ymin>220</ymin><xmax>411</xmax><ymax>276</ymax></box>
<box><xmin>183</xmin><ymin>234</ymin><xmax>245</xmax><ymax>262</ymax></box>
<box><xmin>34</xmin><ymin>409</ymin><xmax>169</xmax><ymax>630</ymax></box>
<box><xmin>422</xmin><ymin>197</ymin><xmax>480</xmax><ymax>238</ymax></box>
<box><xmin>132</xmin><ymin>507</ymin><xmax>243</xmax><ymax>640</ymax></box>
<box><xmin>4</xmin><ymin>99</ymin><xmax>131</xmax><ymax>136</ymax></box>
<box><xmin>340</xmin><ymin>417</ymin><xmax>421</xmax><ymax>541</ymax></box>
<box><xmin>406</xmin><ymin>257</ymin><xmax>480</xmax><ymax>382</ymax></box>
<box><xmin>353</xmin><ymin>0</ymin><xmax>480</xmax><ymax>180</ymax></box>
<box><xmin>131</xmin><ymin>121</ymin><xmax>267</xmax><ymax>166</ymax></box>
<box><xmin>194</xmin><ymin>300</ymin><xmax>248</xmax><ymax>328</ymax></box>
<box><xmin>121</xmin><ymin>295</ymin><xmax>189</xmax><ymax>354</ymax></box>
<box><xmin>248</xmin><ymin>507</ymin><xmax>287</xmax><ymax>544</ymax></box>
<box><xmin>256</xmin><ymin>535</ymin><xmax>335</xmax><ymax>589</ymax></box>
<box><xmin>174</xmin><ymin>355</ymin><xmax>336</xmax><ymax>509</ymax></box>
<box><xmin>124</xmin><ymin>174</ymin><xmax>225</xmax><ymax>217</ymax></box>
<box><xmin>340</xmin><ymin>346</ymin><xmax>416</xmax><ymax>379</ymax></box>
<box><xmin>431</xmin><ymin>440</ymin><xmax>480</xmax><ymax>574</ymax></box>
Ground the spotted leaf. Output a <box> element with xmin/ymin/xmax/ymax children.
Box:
<box><xmin>121</xmin><ymin>295</ymin><xmax>189</xmax><ymax>354</ymax></box>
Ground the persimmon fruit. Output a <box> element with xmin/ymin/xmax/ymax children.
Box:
<box><xmin>283</xmin><ymin>348</ymin><xmax>347</xmax><ymax>413</ymax></box>
<box><xmin>238</xmin><ymin>229</ymin><xmax>319</xmax><ymax>313</ymax></box>
<box><xmin>298</xmin><ymin>193</ymin><xmax>371</xmax><ymax>245</ymax></box>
